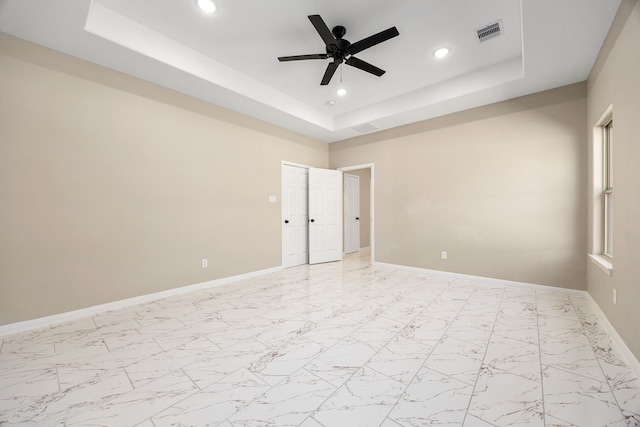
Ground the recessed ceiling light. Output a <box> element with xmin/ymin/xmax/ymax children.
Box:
<box><xmin>336</xmin><ymin>88</ymin><xmax>347</xmax><ymax>97</ymax></box>
<box><xmin>196</xmin><ymin>0</ymin><xmax>216</xmax><ymax>14</ymax></box>
<box><xmin>327</xmin><ymin>101</ymin><xmax>336</xmax><ymax>106</ymax></box>
<box><xmin>434</xmin><ymin>47</ymin><xmax>450</xmax><ymax>58</ymax></box>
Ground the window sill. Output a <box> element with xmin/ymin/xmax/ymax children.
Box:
<box><xmin>589</xmin><ymin>254</ymin><xmax>613</xmax><ymax>277</ymax></box>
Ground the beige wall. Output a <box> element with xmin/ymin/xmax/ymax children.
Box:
<box><xmin>586</xmin><ymin>0</ymin><xmax>640</xmax><ymax>360</ymax></box>
<box><xmin>330</xmin><ymin>83</ymin><xmax>588</xmax><ymax>290</ymax></box>
<box><xmin>0</xmin><ymin>35</ymin><xmax>328</xmax><ymax>325</ymax></box>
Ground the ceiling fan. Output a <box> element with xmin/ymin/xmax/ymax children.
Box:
<box><xmin>278</xmin><ymin>15</ymin><xmax>399</xmax><ymax>86</ymax></box>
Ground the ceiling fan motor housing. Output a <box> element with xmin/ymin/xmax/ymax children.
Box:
<box><xmin>326</xmin><ymin>26</ymin><xmax>349</xmax><ymax>60</ymax></box>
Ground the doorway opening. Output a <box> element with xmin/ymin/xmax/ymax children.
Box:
<box><xmin>338</xmin><ymin>164</ymin><xmax>374</xmax><ymax>263</ymax></box>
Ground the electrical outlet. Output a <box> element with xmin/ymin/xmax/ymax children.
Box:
<box><xmin>613</xmin><ymin>289</ymin><xmax>617</xmax><ymax>304</ymax></box>
<box><xmin>441</xmin><ymin>251</ymin><xmax>448</xmax><ymax>260</ymax></box>
<box><xmin>202</xmin><ymin>259</ymin><xmax>208</xmax><ymax>268</ymax></box>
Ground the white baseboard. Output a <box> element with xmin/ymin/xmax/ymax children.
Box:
<box><xmin>586</xmin><ymin>293</ymin><xmax>640</xmax><ymax>378</ymax></box>
<box><xmin>0</xmin><ymin>266</ymin><xmax>283</xmax><ymax>338</ymax></box>
<box><xmin>373</xmin><ymin>261</ymin><xmax>586</xmax><ymax>294</ymax></box>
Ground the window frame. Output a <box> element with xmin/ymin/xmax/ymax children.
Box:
<box><xmin>602</xmin><ymin>117</ymin><xmax>613</xmax><ymax>259</ymax></box>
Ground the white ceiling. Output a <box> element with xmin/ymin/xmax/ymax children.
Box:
<box><xmin>0</xmin><ymin>0</ymin><xmax>621</xmax><ymax>142</ymax></box>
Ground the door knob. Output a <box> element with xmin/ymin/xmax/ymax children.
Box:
<box><xmin>356</xmin><ymin>217</ymin><xmax>360</xmax><ymax>220</ymax></box>
<box><xmin>284</xmin><ymin>220</ymin><xmax>289</xmax><ymax>224</ymax></box>
<box><xmin>310</xmin><ymin>219</ymin><xmax>315</xmax><ymax>222</ymax></box>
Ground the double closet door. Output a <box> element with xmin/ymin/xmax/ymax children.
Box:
<box><xmin>282</xmin><ymin>165</ymin><xmax>342</xmax><ymax>268</ymax></box>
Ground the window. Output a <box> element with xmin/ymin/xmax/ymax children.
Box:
<box><xmin>602</xmin><ymin>118</ymin><xmax>613</xmax><ymax>258</ymax></box>
<box><xmin>589</xmin><ymin>107</ymin><xmax>613</xmax><ymax>275</ymax></box>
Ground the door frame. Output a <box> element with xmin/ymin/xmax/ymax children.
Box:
<box><xmin>337</xmin><ymin>163</ymin><xmax>375</xmax><ymax>263</ymax></box>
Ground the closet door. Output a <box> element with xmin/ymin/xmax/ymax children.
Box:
<box><xmin>308</xmin><ymin>168</ymin><xmax>343</xmax><ymax>264</ymax></box>
<box><xmin>282</xmin><ymin>165</ymin><xmax>309</xmax><ymax>268</ymax></box>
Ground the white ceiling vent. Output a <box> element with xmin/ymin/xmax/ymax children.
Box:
<box><xmin>352</xmin><ymin>123</ymin><xmax>380</xmax><ymax>134</ymax></box>
<box><xmin>476</xmin><ymin>20</ymin><xmax>502</xmax><ymax>42</ymax></box>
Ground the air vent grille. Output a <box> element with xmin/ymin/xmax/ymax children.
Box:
<box><xmin>476</xmin><ymin>21</ymin><xmax>502</xmax><ymax>42</ymax></box>
<box><xmin>352</xmin><ymin>123</ymin><xmax>379</xmax><ymax>134</ymax></box>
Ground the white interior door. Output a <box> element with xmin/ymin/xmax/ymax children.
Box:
<box><xmin>282</xmin><ymin>165</ymin><xmax>309</xmax><ymax>268</ymax></box>
<box><xmin>309</xmin><ymin>168</ymin><xmax>343</xmax><ymax>264</ymax></box>
<box><xmin>344</xmin><ymin>173</ymin><xmax>360</xmax><ymax>254</ymax></box>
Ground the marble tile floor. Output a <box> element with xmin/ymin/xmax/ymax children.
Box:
<box><xmin>1</xmin><ymin>250</ymin><xmax>639</xmax><ymax>426</ymax></box>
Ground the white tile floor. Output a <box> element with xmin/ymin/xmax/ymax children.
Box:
<box><xmin>1</xmin><ymin>250</ymin><xmax>639</xmax><ymax>426</ymax></box>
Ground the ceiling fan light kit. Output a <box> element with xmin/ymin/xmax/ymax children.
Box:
<box><xmin>278</xmin><ymin>14</ymin><xmax>399</xmax><ymax>86</ymax></box>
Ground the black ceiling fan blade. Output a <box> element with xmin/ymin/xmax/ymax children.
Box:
<box><xmin>345</xmin><ymin>56</ymin><xmax>385</xmax><ymax>77</ymax></box>
<box><xmin>308</xmin><ymin>15</ymin><xmax>337</xmax><ymax>47</ymax></box>
<box><xmin>346</xmin><ymin>27</ymin><xmax>399</xmax><ymax>56</ymax></box>
<box><xmin>278</xmin><ymin>54</ymin><xmax>329</xmax><ymax>62</ymax></box>
<box><xmin>321</xmin><ymin>61</ymin><xmax>340</xmax><ymax>85</ymax></box>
